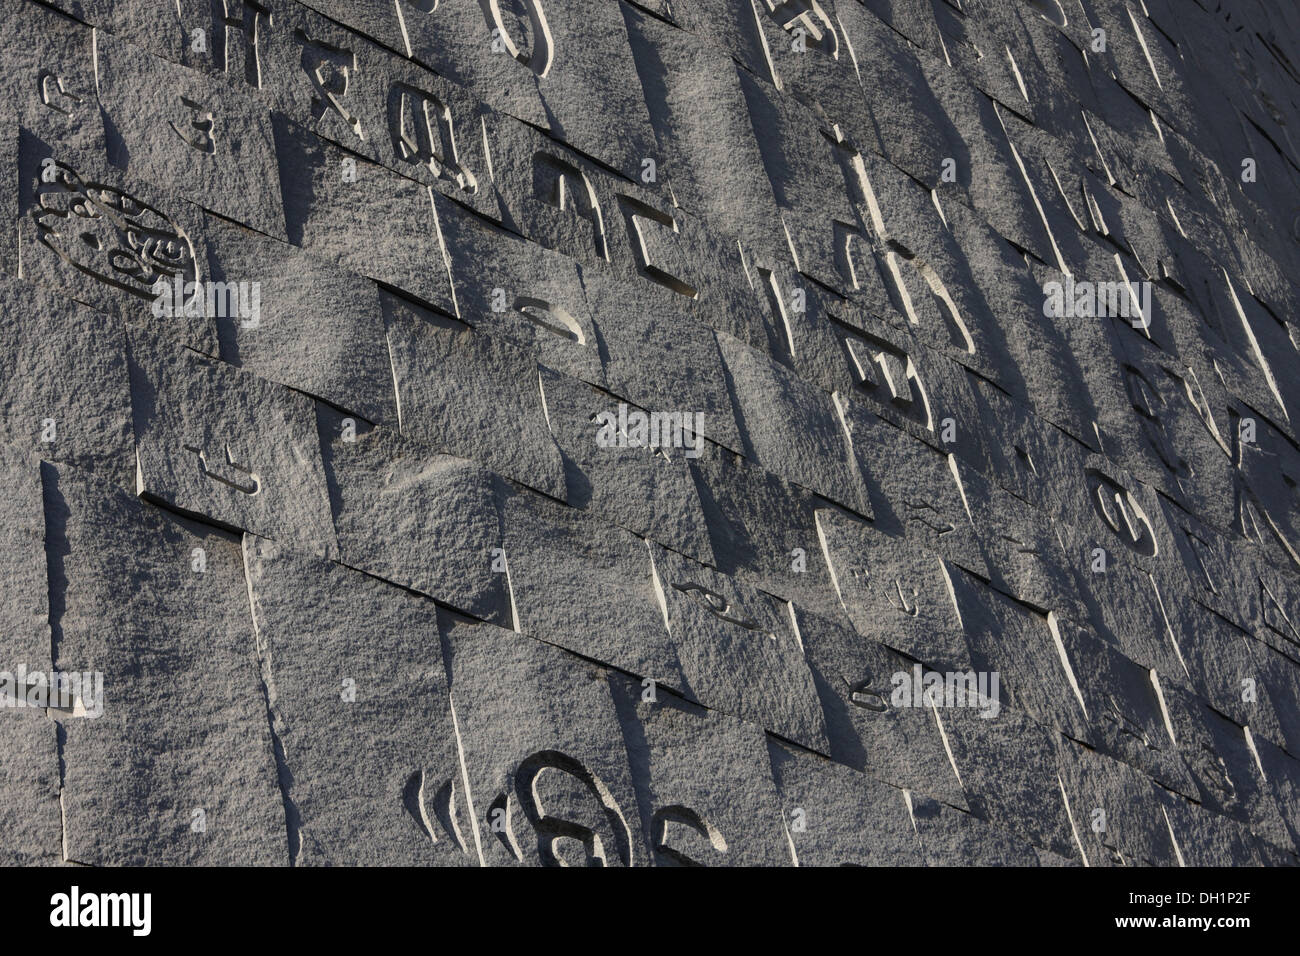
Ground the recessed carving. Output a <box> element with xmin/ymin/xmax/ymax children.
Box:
<box><xmin>31</xmin><ymin>160</ymin><xmax>199</xmax><ymax>300</ymax></box>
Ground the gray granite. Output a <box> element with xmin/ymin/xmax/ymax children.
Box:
<box><xmin>581</xmin><ymin>270</ymin><xmax>744</xmax><ymax>454</ymax></box>
<box><xmin>0</xmin><ymin>709</ymin><xmax>61</xmax><ymax>866</ymax></box>
<box><xmin>440</xmin><ymin>613</ymin><xmax>648</xmax><ymax>867</ymax></box>
<box><xmin>538</xmin><ymin>367</ymin><xmax>715</xmax><ymax>565</ymax></box>
<box><xmin>951</xmin><ymin>567</ymin><xmax>1090</xmax><ymax>741</ymax></box>
<box><xmin>315</xmin><ymin>404</ymin><xmax>512</xmax><ymax>628</ymax></box>
<box><xmin>400</xmin><ymin>0</ymin><xmax>658</xmax><ymax>181</ymax></box>
<box><xmin>203</xmin><ymin>216</ymin><xmax>397</xmax><ymax>426</ymax></box>
<box><xmin>243</xmin><ymin>535</ymin><xmax>474</xmax><ymax>865</ymax></box>
<box><xmin>0</xmin><ymin>446</ymin><xmax>49</xmax><ymax>668</ymax></box>
<box><xmin>0</xmin><ymin>0</ymin><xmax>104</xmax><ymax>155</ymax></box>
<box><xmin>1055</xmin><ymin>734</ymin><xmax>1181</xmax><ymax>867</ymax></box>
<box><xmin>273</xmin><ymin>117</ymin><xmax>457</xmax><ymax>316</ymax></box>
<box><xmin>17</xmin><ymin>136</ymin><xmax>219</xmax><ymax>355</ymax></box>
<box><xmin>936</xmin><ymin>705</ymin><xmax>1077</xmax><ymax>858</ymax></box>
<box><xmin>838</xmin><ymin>401</ymin><xmax>988</xmax><ymax>578</ymax></box>
<box><xmin>1159</xmin><ymin>683</ymin><xmax>1292</xmax><ymax>851</ymax></box>
<box><xmin>0</xmin><ymin>448</ymin><xmax>60</xmax><ymax>866</ymax></box>
<box><xmin>96</xmin><ymin>32</ymin><xmax>286</xmax><ymax>240</ymax></box>
<box><xmin>907</xmin><ymin>793</ymin><xmax>1044</xmax><ymax>867</ymax></box>
<box><xmin>2</xmin><ymin>0</ymin><xmax>1297</xmax><ymax>867</ymax></box>
<box><xmin>0</xmin><ymin>276</ymin><xmax>134</xmax><ymax>491</ymax></box>
<box><xmin>717</xmin><ymin>330</ymin><xmax>871</xmax><ymax>517</ymax></box>
<box><xmin>647</xmin><ymin>541</ymin><xmax>828</xmax><ymax>753</ymax></box>
<box><xmin>436</xmin><ymin>198</ymin><xmax>604</xmax><ymax>386</ymax></box>
<box><xmin>610</xmin><ymin>673</ymin><xmax>793</xmax><ymax>866</ymax></box>
<box><xmin>1050</xmin><ymin>614</ymin><xmax>1198</xmax><ymax>798</ymax></box>
<box><xmin>811</xmin><ymin>505</ymin><xmax>972</xmax><ymax>673</ymax></box>
<box><xmin>766</xmin><ymin>737</ymin><xmax>923</xmax><ymax>867</ymax></box>
<box><xmin>794</xmin><ymin>602</ymin><xmax>967</xmax><ymax>808</ymax></box>
<box><xmin>127</xmin><ymin>326</ymin><xmax>339</xmax><ymax>558</ymax></box>
<box><xmin>382</xmin><ymin>290</ymin><xmax>567</xmax><ymax>501</ymax></box>
<box><xmin>690</xmin><ymin>447</ymin><xmax>849</xmax><ymax>625</ymax></box>
<box><xmin>49</xmin><ymin>463</ymin><xmax>287</xmax><ymax>865</ymax></box>
<box><xmin>501</xmin><ymin>490</ymin><xmax>686</xmax><ymax>690</ymax></box>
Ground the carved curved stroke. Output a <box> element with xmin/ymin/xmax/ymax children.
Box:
<box><xmin>513</xmin><ymin>750</ymin><xmax>634</xmax><ymax>867</ymax></box>
<box><xmin>480</xmin><ymin>0</ymin><xmax>554</xmax><ymax>77</ymax></box>
<box><xmin>651</xmin><ymin>805</ymin><xmax>727</xmax><ymax>866</ymax></box>
<box><xmin>31</xmin><ymin>160</ymin><xmax>198</xmax><ymax>299</ymax></box>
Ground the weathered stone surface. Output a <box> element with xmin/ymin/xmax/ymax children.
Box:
<box><xmin>274</xmin><ymin>117</ymin><xmax>456</xmax><ymax>315</ymax></box>
<box><xmin>48</xmin><ymin>462</ymin><xmax>286</xmax><ymax>865</ymax></box>
<box><xmin>437</xmin><ymin>198</ymin><xmax>603</xmax><ymax>386</ymax></box>
<box><xmin>383</xmin><ymin>291</ymin><xmax>567</xmax><ymax>501</ymax></box>
<box><xmin>0</xmin><ymin>709</ymin><xmax>61</xmax><ymax>866</ymax></box>
<box><xmin>1160</xmin><ymin>683</ymin><xmax>1291</xmax><ymax>851</ymax></box>
<box><xmin>96</xmin><ymin>32</ymin><xmax>286</xmax><ymax>240</ymax></box>
<box><xmin>610</xmin><ymin>673</ymin><xmax>792</xmax><ymax>866</ymax></box>
<box><xmin>0</xmin><ymin>0</ymin><xmax>103</xmax><ymax>155</ymax></box>
<box><xmin>17</xmin><ymin>136</ymin><xmax>218</xmax><ymax>354</ymax></box>
<box><xmin>0</xmin><ymin>444</ymin><xmax>60</xmax><ymax>866</ymax></box>
<box><xmin>813</xmin><ymin>505</ymin><xmax>971</xmax><ymax>672</ymax></box>
<box><xmin>0</xmin><ymin>445</ymin><xmax>49</xmax><ymax>667</ymax></box>
<box><xmin>937</xmin><ymin>705</ymin><xmax>1076</xmax><ymax>858</ymax></box>
<box><xmin>501</xmin><ymin>489</ymin><xmax>684</xmax><ymax>689</ymax></box>
<box><xmin>621</xmin><ymin>5</ymin><xmax>785</xmax><ymax>259</ymax></box>
<box><xmin>3</xmin><ymin>0</ymin><xmax>1298</xmax><ymax>868</ymax></box>
<box><xmin>1161</xmin><ymin>598</ymin><xmax>1288</xmax><ymax>746</ymax></box>
<box><xmin>1249</xmin><ymin>638</ymin><xmax>1300</xmax><ymax>759</ymax></box>
<box><xmin>581</xmin><ymin>271</ymin><xmax>743</xmax><ymax>454</ymax></box>
<box><xmin>647</xmin><ymin>541</ymin><xmax>828</xmax><ymax>753</ymax></box>
<box><xmin>717</xmin><ymin>331</ymin><xmax>870</xmax><ymax>517</ymax></box>
<box><xmin>243</xmin><ymin>535</ymin><xmax>474</xmax><ymax>866</ymax></box>
<box><xmin>400</xmin><ymin>0</ymin><xmax>658</xmax><ymax>181</ymax></box>
<box><xmin>795</xmin><ymin>603</ymin><xmax>967</xmax><ymax>809</ymax></box>
<box><xmin>0</xmin><ymin>276</ymin><xmax>133</xmax><ymax>491</ymax></box>
<box><xmin>203</xmin><ymin>217</ymin><xmax>396</xmax><ymax>426</ymax></box>
<box><xmin>907</xmin><ymin>793</ymin><xmax>1043</xmax><ymax>867</ymax></box>
<box><xmin>839</xmin><ymin>401</ymin><xmax>988</xmax><ymax>577</ymax></box>
<box><xmin>766</xmin><ymin>738</ymin><xmax>923</xmax><ymax>867</ymax></box>
<box><xmin>1159</xmin><ymin>790</ymin><xmax>1284</xmax><ymax>867</ymax></box>
<box><xmin>440</xmin><ymin>614</ymin><xmax>648</xmax><ymax>867</ymax></box>
<box><xmin>128</xmin><ymin>326</ymin><xmax>338</xmax><ymax>558</ymax></box>
<box><xmin>315</xmin><ymin>405</ymin><xmax>510</xmax><ymax>628</ymax></box>
<box><xmin>1248</xmin><ymin>733</ymin><xmax>1300</xmax><ymax>854</ymax></box>
<box><xmin>538</xmin><ymin>367</ymin><xmax>714</xmax><ymax>565</ymax></box>
<box><xmin>1050</xmin><ymin>613</ymin><xmax>1197</xmax><ymax>798</ymax></box>
<box><xmin>692</xmin><ymin>448</ymin><xmax>847</xmax><ymax>625</ymax></box>
<box><xmin>951</xmin><ymin>568</ymin><xmax>1089</xmax><ymax>741</ymax></box>
<box><xmin>1055</xmin><ymin>734</ymin><xmax>1181</xmax><ymax>867</ymax></box>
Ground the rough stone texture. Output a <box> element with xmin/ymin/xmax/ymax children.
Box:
<box><xmin>314</xmin><ymin>404</ymin><xmax>510</xmax><ymax>628</ymax></box>
<box><xmin>383</xmin><ymin>290</ymin><xmax>567</xmax><ymax>500</ymax></box>
<box><xmin>0</xmin><ymin>449</ymin><xmax>60</xmax><ymax>866</ymax></box>
<box><xmin>647</xmin><ymin>540</ymin><xmax>829</xmax><ymax>754</ymax></box>
<box><xmin>2</xmin><ymin>0</ymin><xmax>1300</xmax><ymax>867</ymax></box>
<box><xmin>128</xmin><ymin>326</ymin><xmax>338</xmax><ymax>559</ymax></box>
<box><xmin>610</xmin><ymin>672</ymin><xmax>792</xmax><ymax>866</ymax></box>
<box><xmin>96</xmin><ymin>32</ymin><xmax>286</xmax><ymax>241</ymax></box>
<box><xmin>501</xmin><ymin>488</ymin><xmax>684</xmax><ymax>688</ymax></box>
<box><xmin>243</xmin><ymin>535</ymin><xmax>474</xmax><ymax>866</ymax></box>
<box><xmin>203</xmin><ymin>217</ymin><xmax>397</xmax><ymax>426</ymax></box>
<box><xmin>49</xmin><ymin>462</ymin><xmax>286</xmax><ymax>865</ymax></box>
<box><xmin>0</xmin><ymin>276</ymin><xmax>134</xmax><ymax>491</ymax></box>
<box><xmin>766</xmin><ymin>737</ymin><xmax>923</xmax><ymax>867</ymax></box>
